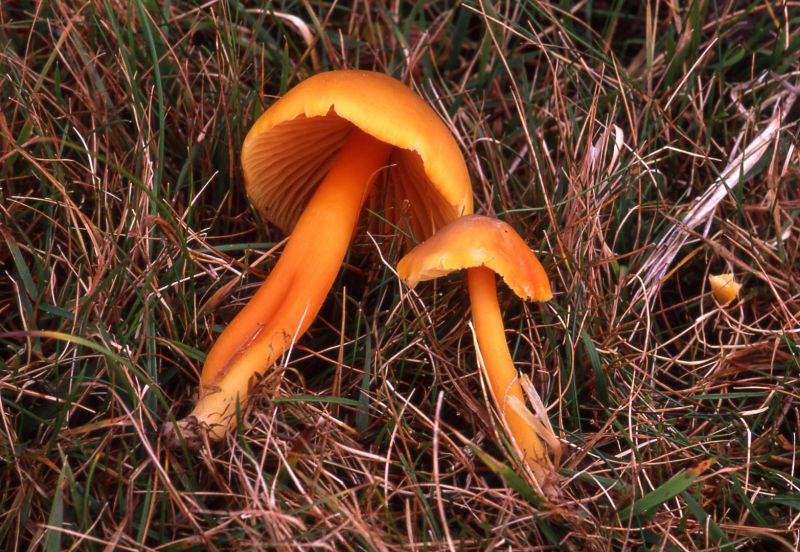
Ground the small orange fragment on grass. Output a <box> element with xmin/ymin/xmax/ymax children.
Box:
<box><xmin>708</xmin><ymin>273</ymin><xmax>741</xmax><ymax>305</ymax></box>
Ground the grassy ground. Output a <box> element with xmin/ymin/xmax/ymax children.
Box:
<box><xmin>2</xmin><ymin>1</ymin><xmax>799</xmax><ymax>550</ymax></box>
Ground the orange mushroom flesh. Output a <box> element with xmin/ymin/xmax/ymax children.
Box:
<box><xmin>708</xmin><ymin>273</ymin><xmax>741</xmax><ymax>306</ymax></box>
<box><xmin>183</xmin><ymin>129</ymin><xmax>392</xmax><ymax>442</ymax></box>
<box><xmin>165</xmin><ymin>71</ymin><xmax>473</xmax><ymax>447</ymax></box>
<box><xmin>398</xmin><ymin>215</ymin><xmax>556</xmax><ymax>489</ymax></box>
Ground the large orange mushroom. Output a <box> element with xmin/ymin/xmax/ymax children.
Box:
<box><xmin>165</xmin><ymin>70</ymin><xmax>472</xmax><ymax>447</ymax></box>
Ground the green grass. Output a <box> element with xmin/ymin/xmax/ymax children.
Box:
<box><xmin>2</xmin><ymin>0</ymin><xmax>799</xmax><ymax>549</ymax></box>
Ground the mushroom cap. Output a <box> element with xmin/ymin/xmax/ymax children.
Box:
<box><xmin>397</xmin><ymin>214</ymin><xmax>552</xmax><ymax>301</ymax></box>
<box><xmin>241</xmin><ymin>70</ymin><xmax>473</xmax><ymax>240</ymax></box>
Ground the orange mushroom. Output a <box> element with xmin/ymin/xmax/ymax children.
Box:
<box><xmin>165</xmin><ymin>70</ymin><xmax>472</xmax><ymax>447</ymax></box>
<box><xmin>398</xmin><ymin>214</ymin><xmax>557</xmax><ymax>492</ymax></box>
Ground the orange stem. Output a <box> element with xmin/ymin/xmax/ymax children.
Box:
<box><xmin>185</xmin><ymin>127</ymin><xmax>393</xmax><ymax>440</ymax></box>
<box><xmin>466</xmin><ymin>266</ymin><xmax>547</xmax><ymax>465</ymax></box>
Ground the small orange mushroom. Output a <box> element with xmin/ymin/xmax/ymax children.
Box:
<box><xmin>165</xmin><ymin>71</ymin><xmax>472</xmax><ymax>447</ymax></box>
<box><xmin>398</xmin><ymin>214</ymin><xmax>557</xmax><ymax>492</ymax></box>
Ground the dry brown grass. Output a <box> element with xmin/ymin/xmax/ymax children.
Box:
<box><xmin>1</xmin><ymin>1</ymin><xmax>799</xmax><ymax>550</ymax></box>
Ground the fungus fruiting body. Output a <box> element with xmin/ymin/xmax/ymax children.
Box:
<box><xmin>166</xmin><ymin>71</ymin><xmax>472</xmax><ymax>447</ymax></box>
<box><xmin>398</xmin><ymin>215</ymin><xmax>557</xmax><ymax>490</ymax></box>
